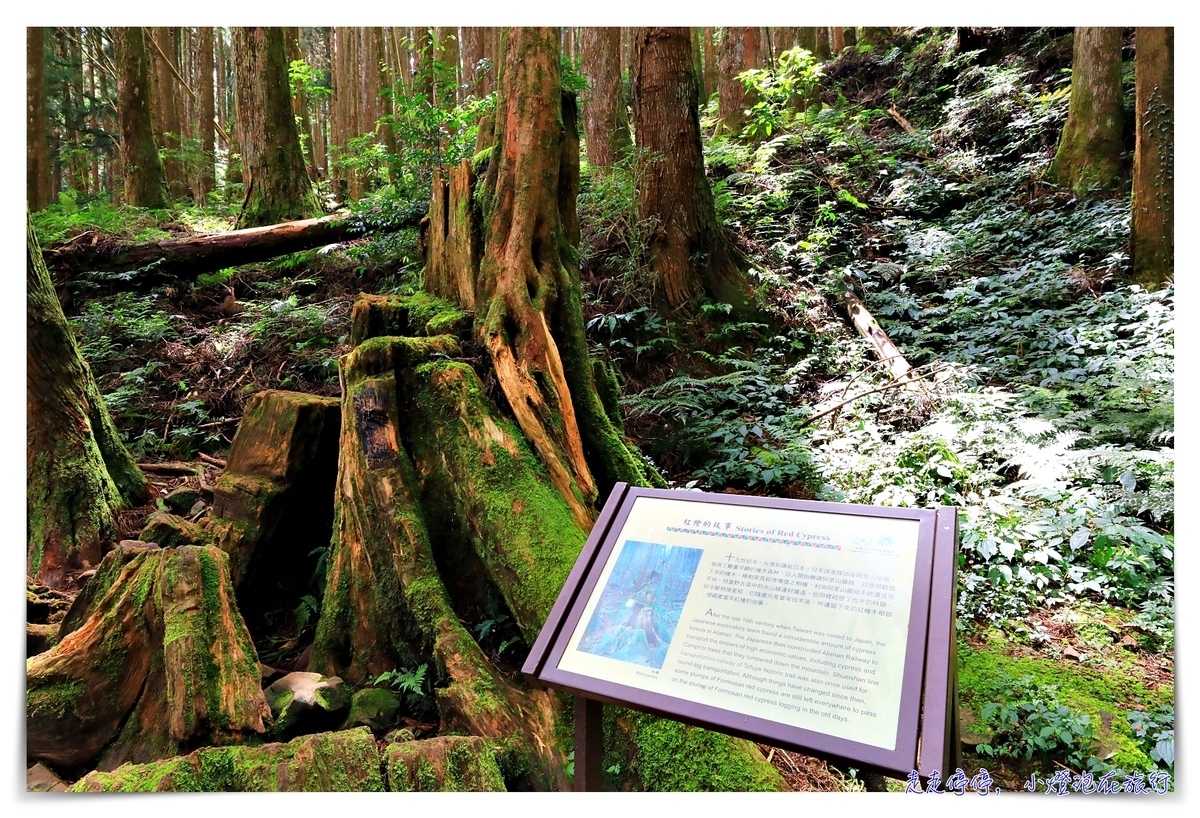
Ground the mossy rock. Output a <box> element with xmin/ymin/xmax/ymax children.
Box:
<box><xmin>385</xmin><ymin>736</ymin><xmax>507</xmax><ymax>792</ymax></box>
<box><xmin>264</xmin><ymin>672</ymin><xmax>351</xmax><ymax>740</ymax></box>
<box><xmin>342</xmin><ymin>687</ymin><xmax>400</xmax><ymax>733</ymax></box>
<box><xmin>163</xmin><ymin>486</ymin><xmax>202</xmax><ymax>514</ymax></box>
<box><xmin>71</xmin><ymin>727</ymin><xmax>384</xmax><ymax>792</ymax></box>
<box><xmin>139</xmin><ymin>511</ymin><xmax>212</xmax><ymax>549</ymax></box>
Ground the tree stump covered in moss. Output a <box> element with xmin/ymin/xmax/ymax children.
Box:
<box><xmin>27</xmin><ymin>544</ymin><xmax>269</xmax><ymax>773</ymax></box>
<box><xmin>386</xmin><ymin>736</ymin><xmax>507</xmax><ymax>792</ymax></box>
<box><xmin>208</xmin><ymin>389</ymin><xmax>339</xmax><ymax>628</ymax></box>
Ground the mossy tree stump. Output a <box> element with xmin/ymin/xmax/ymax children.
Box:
<box><xmin>27</xmin><ymin>544</ymin><xmax>269</xmax><ymax>773</ymax></box>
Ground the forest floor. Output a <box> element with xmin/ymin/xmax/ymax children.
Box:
<box><xmin>33</xmin><ymin>28</ymin><xmax>1173</xmax><ymax>792</ymax></box>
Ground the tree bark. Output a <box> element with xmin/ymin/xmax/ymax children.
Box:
<box><xmin>1049</xmin><ymin>27</ymin><xmax>1124</xmax><ymax>195</ymax></box>
<box><xmin>196</xmin><ymin>27</ymin><xmax>217</xmax><ymax>203</ymax></box>
<box><xmin>112</xmin><ymin>27</ymin><xmax>167</xmax><ymax>208</ymax></box>
<box><xmin>232</xmin><ymin>27</ymin><xmax>320</xmax><ymax>227</ymax></box>
<box><xmin>580</xmin><ymin>27</ymin><xmax>631</xmax><ymax>169</ymax></box>
<box><xmin>28</xmin><ymin>544</ymin><xmax>269</xmax><ymax>772</ymax></box>
<box><xmin>27</xmin><ymin>221</ymin><xmax>149</xmax><ymax>590</ymax></box>
<box><xmin>148</xmin><ymin>27</ymin><xmax>186</xmax><ymax>201</ymax></box>
<box><xmin>632</xmin><ymin>28</ymin><xmax>756</xmax><ymax>315</ymax></box>
<box><xmin>435</xmin><ymin>27</ymin><xmax>461</xmax><ymax>105</ymax></box>
<box><xmin>43</xmin><ymin>211</ymin><xmax>419</xmax><ymax>287</ymax></box>
<box><xmin>1130</xmin><ymin>27</ymin><xmax>1173</xmax><ymax>289</ymax></box>
<box><xmin>702</xmin><ymin>28</ymin><xmax>719</xmax><ymax>103</ymax></box>
<box><xmin>28</xmin><ymin>28</ymin><xmax>51</xmax><ymax>211</ymax></box>
<box><xmin>717</xmin><ymin>27</ymin><xmax>759</xmax><ymax>135</ymax></box>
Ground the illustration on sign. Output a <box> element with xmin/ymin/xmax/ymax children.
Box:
<box><xmin>577</xmin><ymin>541</ymin><xmax>703</xmax><ymax>669</ymax></box>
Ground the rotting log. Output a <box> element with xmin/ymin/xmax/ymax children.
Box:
<box><xmin>42</xmin><ymin>210</ymin><xmax>420</xmax><ymax>288</ymax></box>
<box><xmin>842</xmin><ymin>283</ymin><xmax>923</xmax><ymax>391</ymax></box>
<box><xmin>310</xmin><ymin>332</ymin><xmax>569</xmax><ymax>790</ymax></box>
<box><xmin>386</xmin><ymin>736</ymin><xmax>507</xmax><ymax>791</ymax></box>
<box><xmin>27</xmin><ymin>543</ymin><xmax>269</xmax><ymax>773</ymax></box>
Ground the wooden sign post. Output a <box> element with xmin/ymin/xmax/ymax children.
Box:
<box><xmin>523</xmin><ymin>484</ymin><xmax>959</xmax><ymax>791</ymax></box>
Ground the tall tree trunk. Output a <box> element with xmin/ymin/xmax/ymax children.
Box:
<box><xmin>580</xmin><ymin>27</ymin><xmax>631</xmax><ymax>169</ymax></box>
<box><xmin>1130</xmin><ymin>27</ymin><xmax>1173</xmax><ymax>289</ymax></box>
<box><xmin>148</xmin><ymin>27</ymin><xmax>186</xmax><ymax>200</ymax></box>
<box><xmin>231</xmin><ymin>27</ymin><xmax>319</xmax><ymax>228</ymax></box>
<box><xmin>28</xmin><ymin>28</ymin><xmax>51</xmax><ymax>211</ymax></box>
<box><xmin>435</xmin><ymin>27</ymin><xmax>460</xmax><ymax>105</ymax></box>
<box><xmin>461</xmin><ymin>27</ymin><xmax>487</xmax><ymax>96</ymax></box>
<box><xmin>1049</xmin><ymin>27</ymin><xmax>1124</xmax><ymax>195</ymax></box>
<box><xmin>196</xmin><ymin>27</ymin><xmax>217</xmax><ymax>203</ymax></box>
<box><xmin>717</xmin><ymin>27</ymin><xmax>759</xmax><ymax>135</ymax></box>
<box><xmin>812</xmin><ymin>27</ymin><xmax>831</xmax><ymax>60</ymax></box>
<box><xmin>633</xmin><ymin>28</ymin><xmax>754</xmax><ymax>315</ymax></box>
<box><xmin>858</xmin><ymin>27</ymin><xmax>892</xmax><ymax>48</ymax></box>
<box><xmin>27</xmin><ymin>222</ymin><xmax>149</xmax><ymax>589</ymax></box>
<box><xmin>285</xmin><ymin>27</ymin><xmax>318</xmax><ymax>183</ymax></box>
<box><xmin>774</xmin><ymin>27</ymin><xmax>799</xmax><ymax>55</ymax></box>
<box><xmin>702</xmin><ymin>28</ymin><xmax>719</xmax><ymax>103</ymax></box>
<box><xmin>112</xmin><ymin>27</ymin><xmax>167</xmax><ymax>208</ymax></box>
<box><xmin>830</xmin><ymin>27</ymin><xmax>846</xmax><ymax>55</ymax></box>
<box><xmin>415</xmin><ymin>27</ymin><xmax>435</xmax><ymax>102</ymax></box>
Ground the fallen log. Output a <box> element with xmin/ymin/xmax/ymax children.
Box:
<box><xmin>43</xmin><ymin>208</ymin><xmax>422</xmax><ymax>289</ymax></box>
<box><xmin>842</xmin><ymin>281</ymin><xmax>924</xmax><ymax>392</ymax></box>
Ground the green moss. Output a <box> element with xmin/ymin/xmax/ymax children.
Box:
<box><xmin>386</xmin><ymin>736</ymin><xmax>507</xmax><ymax>792</ymax></box>
<box><xmin>26</xmin><ymin>678</ymin><xmax>85</xmax><ymax>719</ymax></box>
<box><xmin>613</xmin><ymin>710</ymin><xmax>786</xmax><ymax>792</ymax></box>
<box><xmin>958</xmin><ymin>635</ymin><xmax>1173</xmax><ymax>772</ymax></box>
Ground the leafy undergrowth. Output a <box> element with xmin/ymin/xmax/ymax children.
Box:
<box><xmin>581</xmin><ymin>27</ymin><xmax>1172</xmax><ymax>786</ymax></box>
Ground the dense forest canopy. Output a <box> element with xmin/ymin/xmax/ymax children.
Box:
<box><xmin>23</xmin><ymin>24</ymin><xmax>1173</xmax><ymax>794</ymax></box>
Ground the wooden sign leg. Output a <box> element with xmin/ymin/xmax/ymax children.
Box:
<box><xmin>574</xmin><ymin>695</ymin><xmax>604</xmax><ymax>792</ymax></box>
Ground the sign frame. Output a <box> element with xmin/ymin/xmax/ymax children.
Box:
<box><xmin>523</xmin><ymin>483</ymin><xmax>959</xmax><ymax>783</ymax></box>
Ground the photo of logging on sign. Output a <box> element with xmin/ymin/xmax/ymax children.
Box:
<box><xmin>524</xmin><ymin>484</ymin><xmax>960</xmax><ymax>786</ymax></box>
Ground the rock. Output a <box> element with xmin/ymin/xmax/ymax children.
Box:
<box><xmin>383</xmin><ymin>727</ymin><xmax>416</xmax><ymax>745</ymax></box>
<box><xmin>26</xmin><ymin>622</ymin><xmax>58</xmax><ymax>656</ymax></box>
<box><xmin>70</xmin><ymin>728</ymin><xmax>384</xmax><ymax>792</ymax></box>
<box><xmin>1063</xmin><ymin>645</ymin><xmax>1083</xmax><ymax>661</ymax></box>
<box><xmin>27</xmin><ymin>762</ymin><xmax>69</xmax><ymax>792</ymax></box>
<box><xmin>1120</xmin><ymin>634</ymin><xmax>1140</xmax><ymax>650</ymax></box>
<box><xmin>118</xmin><ymin>539</ymin><xmax>158</xmax><ymax>548</ymax></box>
<box><xmin>259</xmin><ymin>662</ymin><xmax>286</xmax><ymax>685</ymax></box>
<box><xmin>264</xmin><ymin>672</ymin><xmax>350</xmax><ymax>740</ymax></box>
<box><xmin>188</xmin><ymin>499</ymin><xmax>208</xmax><ymax>517</ymax></box>
<box><xmin>385</xmin><ymin>736</ymin><xmax>507</xmax><ymax>792</ymax></box>
<box><xmin>164</xmin><ymin>486</ymin><xmax>202</xmax><ymax>514</ymax></box>
<box><xmin>139</xmin><ymin>511</ymin><xmax>212</xmax><ymax>549</ymax></box>
<box><xmin>343</xmin><ymin>688</ymin><xmax>400</xmax><ymax>733</ymax></box>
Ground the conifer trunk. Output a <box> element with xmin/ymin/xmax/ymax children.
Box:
<box><xmin>27</xmin><ymin>223</ymin><xmax>149</xmax><ymax>589</ymax></box>
<box><xmin>580</xmin><ymin>27</ymin><xmax>631</xmax><ymax>169</ymax></box>
<box><xmin>231</xmin><ymin>27</ymin><xmax>319</xmax><ymax>227</ymax></box>
<box><xmin>112</xmin><ymin>27</ymin><xmax>167</xmax><ymax>208</ymax></box>
<box><xmin>1049</xmin><ymin>27</ymin><xmax>1124</xmax><ymax>195</ymax></box>
<box><xmin>717</xmin><ymin>27</ymin><xmax>759</xmax><ymax>135</ymax></box>
<box><xmin>196</xmin><ymin>27</ymin><xmax>217</xmax><ymax>203</ymax></box>
<box><xmin>28</xmin><ymin>28</ymin><xmax>51</xmax><ymax>211</ymax></box>
<box><xmin>632</xmin><ymin>27</ymin><xmax>755</xmax><ymax>315</ymax></box>
<box><xmin>1130</xmin><ymin>27</ymin><xmax>1173</xmax><ymax>288</ymax></box>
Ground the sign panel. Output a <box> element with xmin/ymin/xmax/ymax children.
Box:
<box><xmin>525</xmin><ymin>485</ymin><xmax>957</xmax><ymax>779</ymax></box>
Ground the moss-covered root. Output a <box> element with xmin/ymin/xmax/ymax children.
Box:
<box><xmin>608</xmin><ymin>709</ymin><xmax>789</xmax><ymax>792</ymax></box>
<box><xmin>402</xmin><ymin>359</ymin><xmax>586</xmax><ymax>639</ymax></box>
<box><xmin>311</xmin><ymin>338</ymin><xmax>568</xmax><ymax>791</ymax></box>
<box><xmin>27</xmin><ymin>545</ymin><xmax>269</xmax><ymax>773</ymax></box>
<box><xmin>27</xmin><ymin>221</ymin><xmax>148</xmax><ymax>589</ymax></box>
<box><xmin>386</xmin><ymin>736</ymin><xmax>507</xmax><ymax>792</ymax></box>
<box><xmin>71</xmin><ymin>727</ymin><xmax>384</xmax><ymax>792</ymax></box>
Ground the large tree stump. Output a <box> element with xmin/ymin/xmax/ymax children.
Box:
<box><xmin>27</xmin><ymin>544</ymin><xmax>269</xmax><ymax>773</ymax></box>
<box><xmin>208</xmin><ymin>390</ymin><xmax>340</xmax><ymax>627</ymax></box>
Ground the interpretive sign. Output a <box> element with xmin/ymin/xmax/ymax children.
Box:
<box><xmin>523</xmin><ymin>484</ymin><xmax>959</xmax><ymax>789</ymax></box>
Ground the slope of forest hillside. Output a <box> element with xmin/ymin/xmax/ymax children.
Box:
<box><xmin>25</xmin><ymin>26</ymin><xmax>1172</xmax><ymax>793</ymax></box>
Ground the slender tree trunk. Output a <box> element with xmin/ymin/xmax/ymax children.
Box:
<box><xmin>717</xmin><ymin>27</ymin><xmax>759</xmax><ymax>135</ymax></box>
<box><xmin>148</xmin><ymin>27</ymin><xmax>186</xmax><ymax>200</ymax></box>
<box><xmin>196</xmin><ymin>27</ymin><xmax>217</xmax><ymax>203</ymax></box>
<box><xmin>231</xmin><ymin>27</ymin><xmax>319</xmax><ymax>228</ymax></box>
<box><xmin>415</xmin><ymin>27</ymin><xmax>434</xmax><ymax>102</ymax></box>
<box><xmin>831</xmin><ymin>27</ymin><xmax>846</xmax><ymax>55</ymax></box>
<box><xmin>461</xmin><ymin>27</ymin><xmax>486</xmax><ymax>96</ymax></box>
<box><xmin>285</xmin><ymin>27</ymin><xmax>318</xmax><ymax>183</ymax></box>
<box><xmin>112</xmin><ymin>27</ymin><xmax>167</xmax><ymax>207</ymax></box>
<box><xmin>435</xmin><ymin>27</ymin><xmax>460</xmax><ymax>105</ymax></box>
<box><xmin>1130</xmin><ymin>27</ymin><xmax>1173</xmax><ymax>288</ymax></box>
<box><xmin>812</xmin><ymin>27</ymin><xmax>830</xmax><ymax>60</ymax></box>
<box><xmin>702</xmin><ymin>28</ymin><xmax>719</xmax><ymax>103</ymax></box>
<box><xmin>580</xmin><ymin>27</ymin><xmax>631</xmax><ymax>169</ymax></box>
<box><xmin>774</xmin><ymin>27</ymin><xmax>799</xmax><ymax>55</ymax></box>
<box><xmin>1049</xmin><ymin>27</ymin><xmax>1124</xmax><ymax>195</ymax></box>
<box><xmin>27</xmin><ymin>222</ymin><xmax>149</xmax><ymax>589</ymax></box>
<box><xmin>633</xmin><ymin>27</ymin><xmax>755</xmax><ymax>315</ymax></box>
<box><xmin>28</xmin><ymin>28</ymin><xmax>51</xmax><ymax>211</ymax></box>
